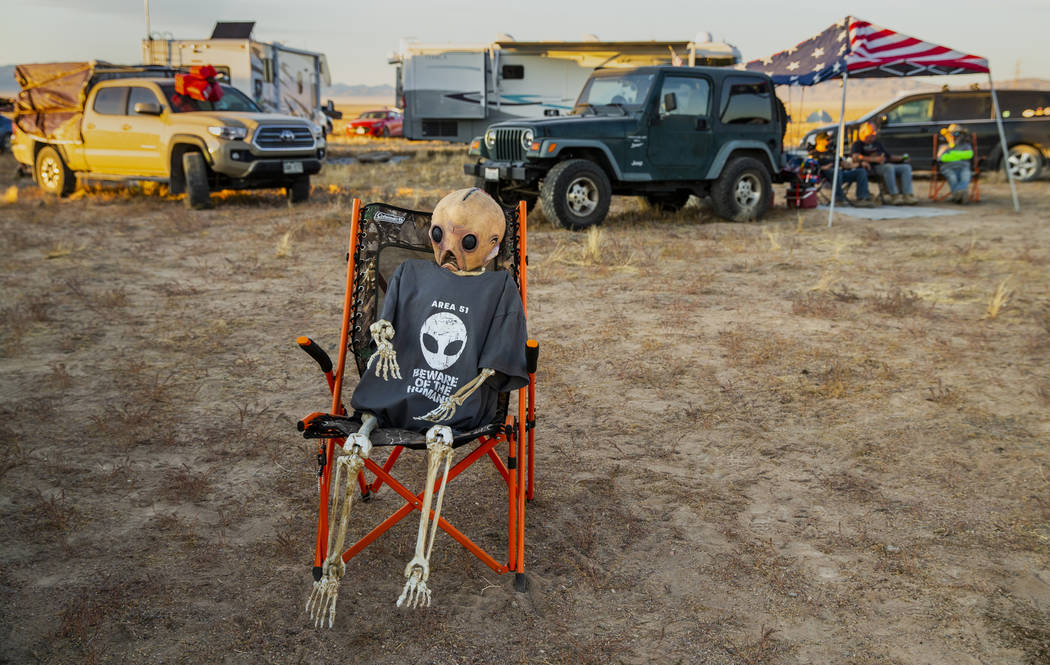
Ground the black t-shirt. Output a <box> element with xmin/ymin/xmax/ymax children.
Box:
<box><xmin>809</xmin><ymin>149</ymin><xmax>839</xmax><ymax>171</ymax></box>
<box><xmin>850</xmin><ymin>139</ymin><xmax>889</xmax><ymax>161</ymax></box>
<box><xmin>350</xmin><ymin>260</ymin><xmax>528</xmax><ymax>434</ymax></box>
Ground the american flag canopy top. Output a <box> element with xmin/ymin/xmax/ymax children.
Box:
<box><xmin>744</xmin><ymin>16</ymin><xmax>989</xmax><ymax>86</ymax></box>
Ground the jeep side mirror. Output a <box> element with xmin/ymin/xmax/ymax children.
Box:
<box><xmin>663</xmin><ymin>92</ymin><xmax>677</xmax><ymax>113</ymax></box>
<box><xmin>134</xmin><ymin>102</ymin><xmax>162</xmax><ymax>116</ymax></box>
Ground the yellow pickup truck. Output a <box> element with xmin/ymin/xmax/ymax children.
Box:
<box><xmin>11</xmin><ymin>62</ymin><xmax>326</xmax><ymax>208</ymax></box>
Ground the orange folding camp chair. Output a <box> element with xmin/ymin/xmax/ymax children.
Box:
<box><xmin>295</xmin><ymin>198</ymin><xmax>537</xmax><ymax>622</ymax></box>
<box><xmin>929</xmin><ymin>130</ymin><xmax>981</xmax><ymax>203</ymax></box>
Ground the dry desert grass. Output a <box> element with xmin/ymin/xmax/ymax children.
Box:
<box><xmin>0</xmin><ymin>148</ymin><xmax>1048</xmax><ymax>665</ymax></box>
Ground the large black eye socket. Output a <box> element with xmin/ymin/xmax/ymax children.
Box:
<box><xmin>462</xmin><ymin>234</ymin><xmax>477</xmax><ymax>251</ymax></box>
<box><xmin>430</xmin><ymin>226</ymin><xmax>443</xmax><ymax>243</ymax></box>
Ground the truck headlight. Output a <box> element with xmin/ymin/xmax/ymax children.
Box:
<box><xmin>521</xmin><ymin>129</ymin><xmax>534</xmax><ymax>151</ymax></box>
<box><xmin>208</xmin><ymin>126</ymin><xmax>248</xmax><ymax>140</ymax></box>
<box><xmin>485</xmin><ymin>129</ymin><xmax>497</xmax><ymax>150</ymax></box>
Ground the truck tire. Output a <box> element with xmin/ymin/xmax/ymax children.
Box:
<box><xmin>286</xmin><ymin>176</ymin><xmax>310</xmax><ymax>203</ymax></box>
<box><xmin>183</xmin><ymin>151</ymin><xmax>211</xmax><ymax>209</ymax></box>
<box><xmin>475</xmin><ymin>178</ymin><xmax>537</xmax><ymax>212</ymax></box>
<box><xmin>1005</xmin><ymin>144</ymin><xmax>1042</xmax><ymax>182</ymax></box>
<box><xmin>35</xmin><ymin>146</ymin><xmax>76</xmax><ymax>197</ymax></box>
<box><xmin>539</xmin><ymin>158</ymin><xmax>611</xmax><ymax>231</ymax></box>
<box><xmin>643</xmin><ymin>191</ymin><xmax>692</xmax><ymax>212</ymax></box>
<box><xmin>710</xmin><ymin>156</ymin><xmax>772</xmax><ymax>222</ymax></box>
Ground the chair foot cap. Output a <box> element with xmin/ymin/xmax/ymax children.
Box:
<box><xmin>514</xmin><ymin>573</ymin><xmax>528</xmax><ymax>592</ymax></box>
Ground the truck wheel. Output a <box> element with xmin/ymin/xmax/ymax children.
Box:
<box><xmin>475</xmin><ymin>178</ymin><xmax>537</xmax><ymax>212</ymax></box>
<box><xmin>539</xmin><ymin>159</ymin><xmax>611</xmax><ymax>231</ymax></box>
<box><xmin>381</xmin><ymin>127</ymin><xmax>390</xmax><ymax>138</ymax></box>
<box><xmin>183</xmin><ymin>152</ymin><xmax>212</xmax><ymax>210</ymax></box>
<box><xmin>643</xmin><ymin>191</ymin><xmax>692</xmax><ymax>212</ymax></box>
<box><xmin>710</xmin><ymin>157</ymin><xmax>772</xmax><ymax>222</ymax></box>
<box><xmin>1005</xmin><ymin>145</ymin><xmax>1042</xmax><ymax>182</ymax></box>
<box><xmin>286</xmin><ymin>176</ymin><xmax>310</xmax><ymax>203</ymax></box>
<box><xmin>35</xmin><ymin>146</ymin><xmax>76</xmax><ymax>197</ymax></box>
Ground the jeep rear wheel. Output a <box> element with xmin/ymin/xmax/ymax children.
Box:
<box><xmin>710</xmin><ymin>157</ymin><xmax>771</xmax><ymax>222</ymax></box>
<box><xmin>540</xmin><ymin>159</ymin><xmax>611</xmax><ymax>231</ymax></box>
<box><xmin>183</xmin><ymin>152</ymin><xmax>212</xmax><ymax>209</ymax></box>
<box><xmin>35</xmin><ymin>146</ymin><xmax>75</xmax><ymax>197</ymax></box>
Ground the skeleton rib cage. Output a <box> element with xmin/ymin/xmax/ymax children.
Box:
<box><xmin>296</xmin><ymin>198</ymin><xmax>537</xmax><ymax>617</ymax></box>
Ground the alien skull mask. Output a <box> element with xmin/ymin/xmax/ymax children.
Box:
<box><xmin>429</xmin><ymin>188</ymin><xmax>506</xmax><ymax>272</ymax></box>
<box><xmin>420</xmin><ymin>312</ymin><xmax>468</xmax><ymax>370</ymax></box>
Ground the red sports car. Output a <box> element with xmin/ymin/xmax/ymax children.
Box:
<box><xmin>346</xmin><ymin>109</ymin><xmax>403</xmax><ymax>138</ymax></box>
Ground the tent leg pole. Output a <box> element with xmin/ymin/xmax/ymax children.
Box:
<box><xmin>828</xmin><ymin>71</ymin><xmax>848</xmax><ymax>228</ymax></box>
<box><xmin>988</xmin><ymin>73</ymin><xmax>1020</xmax><ymax>212</ymax></box>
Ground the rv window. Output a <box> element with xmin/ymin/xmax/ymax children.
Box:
<box><xmin>936</xmin><ymin>95</ymin><xmax>991</xmax><ymax>121</ymax></box>
<box><xmin>262</xmin><ymin>58</ymin><xmax>274</xmax><ymax>84</ymax></box>
<box><xmin>719</xmin><ymin>78</ymin><xmax>772</xmax><ymax>125</ymax></box>
<box><xmin>502</xmin><ymin>65</ymin><xmax>524</xmax><ymax>80</ymax></box>
<box><xmin>93</xmin><ymin>87</ymin><xmax>127</xmax><ymax>116</ymax></box>
<box><xmin>212</xmin><ymin>66</ymin><xmax>231</xmax><ymax>81</ymax></box>
<box><xmin>422</xmin><ymin>119</ymin><xmax>458</xmax><ymax>137</ymax></box>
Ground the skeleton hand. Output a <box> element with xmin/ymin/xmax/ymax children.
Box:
<box><xmin>414</xmin><ymin>369</ymin><xmax>494</xmax><ymax>424</ymax></box>
<box><xmin>396</xmin><ymin>555</ymin><xmax>432</xmax><ymax>608</ymax></box>
<box><xmin>367</xmin><ymin>320</ymin><xmax>401</xmax><ymax>381</ymax></box>
<box><xmin>306</xmin><ymin>557</ymin><xmax>345</xmax><ymax>628</ymax></box>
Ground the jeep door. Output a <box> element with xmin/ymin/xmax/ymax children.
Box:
<box><xmin>81</xmin><ymin>86</ymin><xmax>129</xmax><ymax>173</ymax></box>
<box><xmin>875</xmin><ymin>95</ymin><xmax>934</xmax><ymax>167</ymax></box>
<box><xmin>647</xmin><ymin>73</ymin><xmax>714</xmax><ymax>178</ymax></box>
<box><xmin>121</xmin><ymin>86</ymin><xmax>167</xmax><ymax>175</ymax></box>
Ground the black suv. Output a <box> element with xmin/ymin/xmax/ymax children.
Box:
<box><xmin>801</xmin><ymin>89</ymin><xmax>1050</xmax><ymax>181</ymax></box>
<box><xmin>465</xmin><ymin>66</ymin><xmax>788</xmax><ymax>229</ymax></box>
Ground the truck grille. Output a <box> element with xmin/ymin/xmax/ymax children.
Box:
<box><xmin>492</xmin><ymin>128</ymin><xmax>526</xmax><ymax>161</ymax></box>
<box><xmin>253</xmin><ymin>126</ymin><xmax>315</xmax><ymax>150</ymax></box>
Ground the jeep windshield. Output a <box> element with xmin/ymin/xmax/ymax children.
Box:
<box><xmin>573</xmin><ymin>73</ymin><xmax>654</xmax><ymax>115</ymax></box>
<box><xmin>157</xmin><ymin>83</ymin><xmax>262</xmax><ymax>113</ymax></box>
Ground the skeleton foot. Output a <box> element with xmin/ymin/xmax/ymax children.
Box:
<box><xmin>306</xmin><ymin>558</ymin><xmax>345</xmax><ymax>628</ymax></box>
<box><xmin>396</xmin><ymin>557</ymin><xmax>432</xmax><ymax>608</ymax></box>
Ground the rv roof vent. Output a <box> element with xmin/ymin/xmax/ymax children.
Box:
<box><xmin>497</xmin><ymin>33</ymin><xmax>516</xmax><ymax>42</ymax></box>
<box><xmin>212</xmin><ymin>21</ymin><xmax>255</xmax><ymax>39</ymax></box>
<box><xmin>694</xmin><ymin>31</ymin><xmax>714</xmax><ymax>44</ymax></box>
<box><xmin>583</xmin><ymin>34</ymin><xmax>600</xmax><ymax>42</ymax></box>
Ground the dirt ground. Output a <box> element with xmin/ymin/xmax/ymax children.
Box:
<box><xmin>1</xmin><ymin>144</ymin><xmax>1048</xmax><ymax>665</ymax></box>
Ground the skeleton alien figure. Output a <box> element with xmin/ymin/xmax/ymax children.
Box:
<box><xmin>307</xmin><ymin>188</ymin><xmax>528</xmax><ymax>626</ymax></box>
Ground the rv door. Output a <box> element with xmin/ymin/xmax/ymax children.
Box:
<box><xmin>405</xmin><ymin>51</ymin><xmax>487</xmax><ymax>119</ymax></box>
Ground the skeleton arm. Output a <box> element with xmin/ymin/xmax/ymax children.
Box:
<box><xmin>415</xmin><ymin>369</ymin><xmax>495</xmax><ymax>423</ymax></box>
<box><xmin>367</xmin><ymin>319</ymin><xmax>401</xmax><ymax>380</ymax></box>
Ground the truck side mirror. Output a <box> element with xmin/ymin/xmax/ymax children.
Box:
<box><xmin>663</xmin><ymin>92</ymin><xmax>677</xmax><ymax>113</ymax></box>
<box><xmin>134</xmin><ymin>102</ymin><xmax>162</xmax><ymax>116</ymax></box>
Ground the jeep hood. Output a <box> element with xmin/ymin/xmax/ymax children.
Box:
<box><xmin>494</xmin><ymin>115</ymin><xmax>639</xmax><ymax>139</ymax></box>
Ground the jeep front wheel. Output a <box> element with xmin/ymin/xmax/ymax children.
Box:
<box><xmin>35</xmin><ymin>146</ymin><xmax>76</xmax><ymax>197</ymax></box>
<box><xmin>710</xmin><ymin>157</ymin><xmax>771</xmax><ymax>222</ymax></box>
<box><xmin>539</xmin><ymin>159</ymin><xmax>611</xmax><ymax>231</ymax></box>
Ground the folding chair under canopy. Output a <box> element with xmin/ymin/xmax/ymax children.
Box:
<box><xmin>295</xmin><ymin>198</ymin><xmax>538</xmax><ymax>624</ymax></box>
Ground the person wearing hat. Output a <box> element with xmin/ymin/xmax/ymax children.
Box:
<box><xmin>808</xmin><ymin>131</ymin><xmax>876</xmax><ymax>207</ymax></box>
<box><xmin>937</xmin><ymin>124</ymin><xmax>974</xmax><ymax>204</ymax></box>
<box><xmin>850</xmin><ymin>122</ymin><xmax>917</xmax><ymax>205</ymax></box>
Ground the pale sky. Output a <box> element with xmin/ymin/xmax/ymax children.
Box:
<box><xmin>1</xmin><ymin>0</ymin><xmax>1047</xmax><ymax>87</ymax></box>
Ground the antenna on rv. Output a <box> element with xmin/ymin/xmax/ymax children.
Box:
<box><xmin>144</xmin><ymin>0</ymin><xmax>152</xmax><ymax>41</ymax></box>
<box><xmin>583</xmin><ymin>34</ymin><xmax>600</xmax><ymax>42</ymax></box>
<box><xmin>694</xmin><ymin>30</ymin><xmax>713</xmax><ymax>44</ymax></box>
<box><xmin>497</xmin><ymin>33</ymin><xmax>516</xmax><ymax>42</ymax></box>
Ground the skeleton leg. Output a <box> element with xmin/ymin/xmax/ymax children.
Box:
<box><xmin>306</xmin><ymin>415</ymin><xmax>376</xmax><ymax>627</ymax></box>
<box><xmin>415</xmin><ymin>369</ymin><xmax>495</xmax><ymax>423</ymax></box>
<box><xmin>397</xmin><ymin>425</ymin><xmax>454</xmax><ymax>608</ymax></box>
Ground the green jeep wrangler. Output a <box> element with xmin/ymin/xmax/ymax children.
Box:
<box><xmin>465</xmin><ymin>65</ymin><xmax>787</xmax><ymax>229</ymax></box>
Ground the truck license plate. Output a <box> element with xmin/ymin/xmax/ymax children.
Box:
<box><xmin>283</xmin><ymin>161</ymin><xmax>304</xmax><ymax>174</ymax></box>
<box><xmin>484</xmin><ymin>167</ymin><xmax>499</xmax><ymax>181</ymax></box>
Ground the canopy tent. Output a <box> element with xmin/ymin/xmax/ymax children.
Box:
<box><xmin>744</xmin><ymin>17</ymin><xmax>1018</xmax><ymax>225</ymax></box>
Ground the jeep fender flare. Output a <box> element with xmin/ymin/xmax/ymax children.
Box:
<box><xmin>544</xmin><ymin>140</ymin><xmax>624</xmax><ymax>180</ymax></box>
<box><xmin>703</xmin><ymin>141</ymin><xmax>779</xmax><ymax>180</ymax></box>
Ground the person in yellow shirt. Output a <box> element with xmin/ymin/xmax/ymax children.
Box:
<box><xmin>937</xmin><ymin>124</ymin><xmax>974</xmax><ymax>204</ymax></box>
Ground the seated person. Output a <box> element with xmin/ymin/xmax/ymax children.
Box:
<box><xmin>937</xmin><ymin>123</ymin><xmax>974</xmax><ymax>204</ymax></box>
<box><xmin>808</xmin><ymin>131</ymin><xmax>875</xmax><ymax>207</ymax></box>
<box><xmin>851</xmin><ymin>122</ymin><xmax>917</xmax><ymax>205</ymax></box>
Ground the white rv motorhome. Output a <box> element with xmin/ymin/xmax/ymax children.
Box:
<box><xmin>390</xmin><ymin>35</ymin><xmax>741</xmax><ymax>142</ymax></box>
<box><xmin>143</xmin><ymin>22</ymin><xmax>341</xmax><ymax>133</ymax></box>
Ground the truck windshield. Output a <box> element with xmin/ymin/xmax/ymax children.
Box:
<box><xmin>157</xmin><ymin>84</ymin><xmax>262</xmax><ymax>113</ymax></box>
<box><xmin>573</xmin><ymin>73</ymin><xmax>654</xmax><ymax>115</ymax></box>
